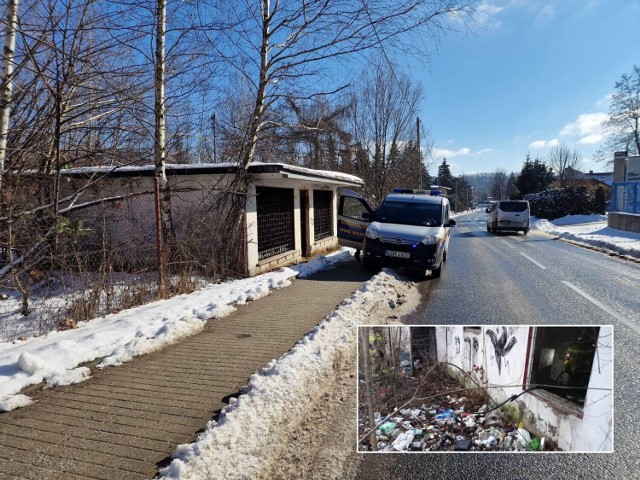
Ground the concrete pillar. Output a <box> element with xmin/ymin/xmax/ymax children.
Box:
<box><xmin>613</xmin><ymin>151</ymin><xmax>628</xmax><ymax>181</ymax></box>
<box><xmin>308</xmin><ymin>189</ymin><xmax>315</xmax><ymax>246</ymax></box>
<box><xmin>613</xmin><ymin>151</ymin><xmax>628</xmax><ymax>211</ymax></box>
<box><xmin>628</xmin><ymin>155</ymin><xmax>640</xmax><ymax>181</ymax></box>
<box><xmin>245</xmin><ymin>183</ymin><xmax>258</xmax><ymax>274</ymax></box>
<box><xmin>293</xmin><ymin>188</ymin><xmax>301</xmax><ymax>254</ymax></box>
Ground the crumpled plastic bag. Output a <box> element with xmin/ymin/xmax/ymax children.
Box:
<box><xmin>391</xmin><ymin>431</ymin><xmax>415</xmax><ymax>451</ymax></box>
<box><xmin>517</xmin><ymin>428</ymin><xmax>532</xmax><ymax>448</ymax></box>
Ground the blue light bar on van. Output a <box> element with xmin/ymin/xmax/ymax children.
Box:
<box><xmin>392</xmin><ymin>188</ymin><xmax>432</xmax><ymax>195</ymax></box>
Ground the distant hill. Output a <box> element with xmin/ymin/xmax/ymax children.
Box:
<box><xmin>462</xmin><ymin>172</ymin><xmax>496</xmax><ymax>201</ymax></box>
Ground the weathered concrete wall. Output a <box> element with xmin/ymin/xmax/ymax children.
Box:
<box><xmin>483</xmin><ymin>326</ymin><xmax>529</xmax><ymax>399</ymax></box>
<box><xmin>437</xmin><ymin>326</ymin><xmax>613</xmax><ymax>451</ymax></box>
<box><xmin>608</xmin><ymin>212</ymin><xmax>640</xmax><ymax>233</ymax></box>
<box><xmin>519</xmin><ymin>325</ymin><xmax>613</xmax><ymax>451</ymax></box>
<box><xmin>63</xmin><ymin>173</ymin><xmax>342</xmax><ymax>276</ymax></box>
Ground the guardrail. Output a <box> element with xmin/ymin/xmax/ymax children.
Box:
<box><xmin>611</xmin><ymin>182</ymin><xmax>640</xmax><ymax>214</ymax></box>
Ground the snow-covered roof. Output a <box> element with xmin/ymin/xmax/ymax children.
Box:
<box><xmin>61</xmin><ymin>162</ymin><xmax>364</xmax><ymax>187</ymax></box>
<box><xmin>566</xmin><ymin>168</ymin><xmax>614</xmax><ymax>187</ymax></box>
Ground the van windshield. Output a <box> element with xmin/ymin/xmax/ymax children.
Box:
<box><xmin>376</xmin><ymin>201</ymin><xmax>443</xmax><ymax>227</ymax></box>
<box><xmin>499</xmin><ymin>201</ymin><xmax>528</xmax><ymax>212</ymax></box>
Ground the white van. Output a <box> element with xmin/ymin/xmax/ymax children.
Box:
<box><xmin>486</xmin><ymin>200</ymin><xmax>530</xmax><ymax>235</ymax></box>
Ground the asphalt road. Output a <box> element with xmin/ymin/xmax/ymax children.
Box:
<box><xmin>356</xmin><ymin>211</ymin><xmax>640</xmax><ymax>480</ymax></box>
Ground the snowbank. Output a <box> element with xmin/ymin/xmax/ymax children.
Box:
<box><xmin>532</xmin><ymin>215</ymin><xmax>640</xmax><ymax>259</ymax></box>
<box><xmin>0</xmin><ymin>249</ymin><xmax>354</xmax><ymax>411</ymax></box>
<box><xmin>158</xmin><ymin>270</ymin><xmax>416</xmax><ymax>480</ymax></box>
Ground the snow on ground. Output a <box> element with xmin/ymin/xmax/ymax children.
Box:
<box><xmin>532</xmin><ymin>214</ymin><xmax>640</xmax><ymax>259</ymax></box>
<box><xmin>2</xmin><ymin>210</ymin><xmax>637</xmax><ymax>473</ymax></box>
<box><xmin>0</xmin><ymin>249</ymin><xmax>356</xmax><ymax>411</ymax></box>
<box><xmin>157</xmin><ymin>269</ymin><xmax>418</xmax><ymax>480</ymax></box>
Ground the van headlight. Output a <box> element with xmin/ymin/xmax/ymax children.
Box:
<box><xmin>421</xmin><ymin>231</ymin><xmax>444</xmax><ymax>245</ymax></box>
<box><xmin>365</xmin><ymin>225</ymin><xmax>379</xmax><ymax>240</ymax></box>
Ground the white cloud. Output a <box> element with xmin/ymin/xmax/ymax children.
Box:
<box><xmin>432</xmin><ymin>146</ymin><xmax>492</xmax><ymax>158</ymax></box>
<box><xmin>528</xmin><ymin>111</ymin><xmax>608</xmax><ymax>150</ymax></box>
<box><xmin>475</xmin><ymin>0</ymin><xmax>505</xmax><ymax>29</ymax></box>
<box><xmin>577</xmin><ymin>134</ymin><xmax>604</xmax><ymax>145</ymax></box>
<box><xmin>470</xmin><ymin>1</ymin><xmax>561</xmax><ymax>30</ymax></box>
<box><xmin>432</xmin><ymin>147</ymin><xmax>472</xmax><ymax>158</ymax></box>
<box><xmin>559</xmin><ymin>112</ymin><xmax>608</xmax><ymax>145</ymax></box>
<box><xmin>595</xmin><ymin>93</ymin><xmax>613</xmax><ymax>108</ymax></box>
<box><xmin>559</xmin><ymin>112</ymin><xmax>608</xmax><ymax>137</ymax></box>
<box><xmin>529</xmin><ymin>138</ymin><xmax>559</xmax><ymax>149</ymax></box>
<box><xmin>535</xmin><ymin>4</ymin><xmax>555</xmax><ymax>22</ymax></box>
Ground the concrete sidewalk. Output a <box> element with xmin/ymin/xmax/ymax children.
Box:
<box><xmin>0</xmin><ymin>261</ymin><xmax>371</xmax><ymax>480</ymax></box>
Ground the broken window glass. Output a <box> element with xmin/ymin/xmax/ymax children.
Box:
<box><xmin>529</xmin><ymin>326</ymin><xmax>600</xmax><ymax>406</ymax></box>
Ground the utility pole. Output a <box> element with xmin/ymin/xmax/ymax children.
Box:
<box><xmin>211</xmin><ymin>113</ymin><xmax>217</xmax><ymax>163</ymax></box>
<box><xmin>416</xmin><ymin>117</ymin><xmax>422</xmax><ymax>189</ymax></box>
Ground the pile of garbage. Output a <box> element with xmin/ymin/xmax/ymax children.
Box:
<box><xmin>360</xmin><ymin>395</ymin><xmax>549</xmax><ymax>452</ymax></box>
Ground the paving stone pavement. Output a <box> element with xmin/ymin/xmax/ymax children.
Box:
<box><xmin>0</xmin><ymin>261</ymin><xmax>372</xmax><ymax>480</ymax></box>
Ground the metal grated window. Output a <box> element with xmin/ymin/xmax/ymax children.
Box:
<box><xmin>256</xmin><ymin>186</ymin><xmax>295</xmax><ymax>260</ymax></box>
<box><xmin>313</xmin><ymin>190</ymin><xmax>333</xmax><ymax>241</ymax></box>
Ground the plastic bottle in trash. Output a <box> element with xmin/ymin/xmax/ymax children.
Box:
<box><xmin>379</xmin><ymin>422</ymin><xmax>396</xmax><ymax>433</ymax></box>
<box><xmin>434</xmin><ymin>409</ymin><xmax>454</xmax><ymax>420</ymax></box>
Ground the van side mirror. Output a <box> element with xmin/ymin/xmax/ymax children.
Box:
<box><xmin>448</xmin><ymin>219</ymin><xmax>457</xmax><ymax>227</ymax></box>
<box><xmin>361</xmin><ymin>212</ymin><xmax>370</xmax><ymax>221</ymax></box>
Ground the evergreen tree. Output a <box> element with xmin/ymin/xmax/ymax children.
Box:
<box><xmin>395</xmin><ymin>141</ymin><xmax>430</xmax><ymax>189</ymax></box>
<box><xmin>515</xmin><ymin>156</ymin><xmax>554</xmax><ymax>195</ymax></box>
<box><xmin>506</xmin><ymin>173</ymin><xmax>520</xmax><ymax>199</ymax></box>
<box><xmin>594</xmin><ymin>186</ymin><xmax>606</xmax><ymax>214</ymax></box>
<box><xmin>437</xmin><ymin>159</ymin><xmax>454</xmax><ymax>188</ymax></box>
<box><xmin>450</xmin><ymin>175</ymin><xmax>471</xmax><ymax>212</ymax></box>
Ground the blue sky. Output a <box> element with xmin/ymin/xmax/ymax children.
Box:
<box><xmin>409</xmin><ymin>0</ymin><xmax>639</xmax><ymax>177</ymax></box>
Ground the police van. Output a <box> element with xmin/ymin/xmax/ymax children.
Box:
<box><xmin>338</xmin><ymin>188</ymin><xmax>456</xmax><ymax>278</ymax></box>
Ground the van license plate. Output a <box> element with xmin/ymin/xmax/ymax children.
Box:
<box><xmin>385</xmin><ymin>250</ymin><xmax>410</xmax><ymax>259</ymax></box>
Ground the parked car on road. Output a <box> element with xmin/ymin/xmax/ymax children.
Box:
<box><xmin>486</xmin><ymin>200</ymin><xmax>530</xmax><ymax>234</ymax></box>
<box><xmin>338</xmin><ymin>188</ymin><xmax>456</xmax><ymax>277</ymax></box>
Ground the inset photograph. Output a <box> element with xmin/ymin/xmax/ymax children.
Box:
<box><xmin>357</xmin><ymin>325</ymin><xmax>613</xmax><ymax>453</ymax></box>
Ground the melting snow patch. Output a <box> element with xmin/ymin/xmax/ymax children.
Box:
<box><xmin>157</xmin><ymin>270</ymin><xmax>418</xmax><ymax>480</ymax></box>
<box><xmin>98</xmin><ymin>315</ymin><xmax>205</xmax><ymax>368</ymax></box>
<box><xmin>0</xmin><ymin>393</ymin><xmax>34</xmax><ymax>412</ymax></box>
<box><xmin>17</xmin><ymin>352</ymin><xmax>45</xmax><ymax>374</ymax></box>
<box><xmin>46</xmin><ymin>367</ymin><xmax>91</xmax><ymax>388</ymax></box>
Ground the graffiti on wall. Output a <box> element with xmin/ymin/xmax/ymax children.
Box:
<box><xmin>486</xmin><ymin>327</ymin><xmax>517</xmax><ymax>375</ymax></box>
<box><xmin>463</xmin><ymin>335</ymin><xmax>481</xmax><ymax>372</ymax></box>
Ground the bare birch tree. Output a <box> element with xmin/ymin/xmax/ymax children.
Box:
<box><xmin>0</xmin><ymin>0</ymin><xmax>19</xmax><ymax>195</ymax></box>
<box><xmin>196</xmin><ymin>0</ymin><xmax>471</xmax><ymax>170</ymax></box>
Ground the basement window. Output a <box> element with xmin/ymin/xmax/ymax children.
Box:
<box><xmin>529</xmin><ymin>326</ymin><xmax>600</xmax><ymax>407</ymax></box>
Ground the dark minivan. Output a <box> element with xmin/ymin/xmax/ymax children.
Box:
<box><xmin>337</xmin><ymin>189</ymin><xmax>456</xmax><ymax>277</ymax></box>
